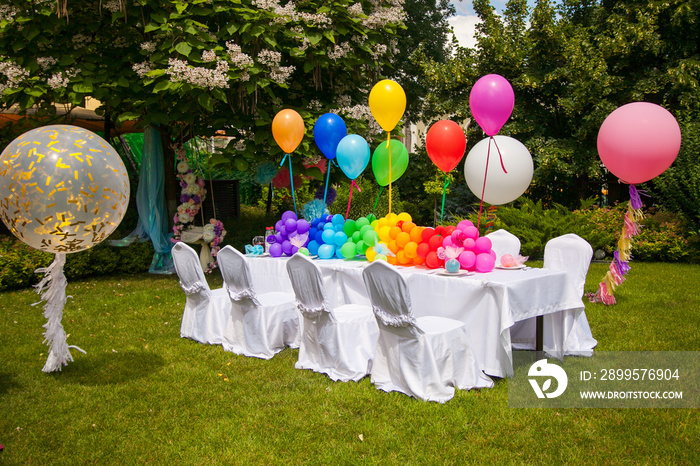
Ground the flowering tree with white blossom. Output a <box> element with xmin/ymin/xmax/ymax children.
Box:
<box><xmin>0</xmin><ymin>0</ymin><xmax>408</xmax><ymax>220</ymax></box>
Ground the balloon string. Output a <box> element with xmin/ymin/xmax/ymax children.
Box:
<box><xmin>322</xmin><ymin>159</ymin><xmax>332</xmax><ymax>209</ymax></box>
<box><xmin>346</xmin><ymin>179</ymin><xmax>361</xmax><ymax>220</ymax></box>
<box><xmin>477</xmin><ymin>138</ymin><xmax>492</xmax><ymax>230</ymax></box>
<box><xmin>440</xmin><ymin>175</ymin><xmax>450</xmax><ymax>223</ymax></box>
<box><xmin>373</xmin><ymin>186</ymin><xmax>384</xmax><ymax>212</ymax></box>
<box><xmin>387</xmin><ymin>132</ymin><xmax>392</xmax><ymax>214</ymax></box>
<box><xmin>287</xmin><ymin>154</ymin><xmax>298</xmax><ymax>217</ymax></box>
<box><xmin>491</xmin><ymin>136</ymin><xmax>508</xmax><ymax>174</ymax></box>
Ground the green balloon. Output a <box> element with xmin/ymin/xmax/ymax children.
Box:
<box><xmin>352</xmin><ymin>231</ymin><xmax>361</xmax><ymax>242</ymax></box>
<box><xmin>356</xmin><ymin>217</ymin><xmax>369</xmax><ymax>229</ymax></box>
<box><xmin>372</xmin><ymin>139</ymin><xmax>409</xmax><ymax>187</ymax></box>
<box><xmin>366</xmin><ymin>213</ymin><xmax>377</xmax><ymax>223</ymax></box>
<box><xmin>363</xmin><ymin>229</ymin><xmax>378</xmax><ymax>247</ymax></box>
<box><xmin>359</xmin><ymin>224</ymin><xmax>373</xmax><ymax>236</ymax></box>
<box><xmin>340</xmin><ymin>242</ymin><xmax>357</xmax><ymax>259</ymax></box>
<box><xmin>343</xmin><ymin>219</ymin><xmax>357</xmax><ymax>236</ymax></box>
<box><xmin>356</xmin><ymin>240</ymin><xmax>368</xmax><ymax>254</ymax></box>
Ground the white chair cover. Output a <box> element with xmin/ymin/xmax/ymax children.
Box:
<box><xmin>362</xmin><ymin>260</ymin><xmax>493</xmax><ymax>402</ymax></box>
<box><xmin>286</xmin><ymin>254</ymin><xmax>378</xmax><ymax>382</ymax></box>
<box><xmin>486</xmin><ymin>229</ymin><xmax>521</xmax><ymax>265</ymax></box>
<box><xmin>217</xmin><ymin>245</ymin><xmax>299</xmax><ymax>359</ymax></box>
<box><xmin>172</xmin><ymin>242</ymin><xmax>231</xmax><ymax>345</ymax></box>
<box><xmin>510</xmin><ymin>234</ymin><xmax>597</xmax><ymax>357</ymax></box>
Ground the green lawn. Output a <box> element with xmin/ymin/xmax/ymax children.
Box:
<box><xmin>1</xmin><ymin>262</ymin><xmax>698</xmax><ymax>464</ymax></box>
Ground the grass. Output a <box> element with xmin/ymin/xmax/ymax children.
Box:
<box><xmin>0</xmin><ymin>262</ymin><xmax>698</xmax><ymax>464</ymax></box>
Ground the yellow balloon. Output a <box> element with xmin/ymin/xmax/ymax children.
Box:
<box><xmin>369</xmin><ymin>80</ymin><xmax>406</xmax><ymax>132</ymax></box>
<box><xmin>272</xmin><ymin>109</ymin><xmax>305</xmax><ymax>153</ymax></box>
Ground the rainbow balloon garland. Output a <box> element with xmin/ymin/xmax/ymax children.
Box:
<box><xmin>588</xmin><ymin>185</ymin><xmax>644</xmax><ymax>305</ymax></box>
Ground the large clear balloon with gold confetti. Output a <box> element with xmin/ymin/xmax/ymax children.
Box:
<box><xmin>0</xmin><ymin>125</ymin><xmax>130</xmax><ymax>253</ymax></box>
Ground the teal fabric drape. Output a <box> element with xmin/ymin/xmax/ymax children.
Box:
<box><xmin>139</xmin><ymin>127</ymin><xmax>174</xmax><ymax>274</ymax></box>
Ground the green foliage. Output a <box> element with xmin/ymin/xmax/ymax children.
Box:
<box><xmin>472</xmin><ymin>197</ymin><xmax>700</xmax><ymax>262</ymax></box>
<box><xmin>0</xmin><ymin>235</ymin><xmax>154</xmax><ymax>291</ymax></box>
<box><xmin>331</xmin><ymin>176</ymin><xmax>402</xmax><ymax>220</ymax></box>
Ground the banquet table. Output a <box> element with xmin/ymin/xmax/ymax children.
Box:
<box><xmin>245</xmin><ymin>256</ymin><xmax>585</xmax><ymax>378</ymax></box>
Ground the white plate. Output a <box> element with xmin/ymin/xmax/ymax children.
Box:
<box><xmin>495</xmin><ymin>265</ymin><xmax>525</xmax><ymax>270</ymax></box>
<box><xmin>435</xmin><ymin>270</ymin><xmax>470</xmax><ymax>277</ymax></box>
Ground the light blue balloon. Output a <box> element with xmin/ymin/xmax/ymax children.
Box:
<box><xmin>333</xmin><ymin>231</ymin><xmax>348</xmax><ymax>246</ymax></box>
<box><xmin>318</xmin><ymin>243</ymin><xmax>335</xmax><ymax>259</ymax></box>
<box><xmin>321</xmin><ymin>229</ymin><xmax>335</xmax><ymax>244</ymax></box>
<box><xmin>336</xmin><ymin>134</ymin><xmax>370</xmax><ymax>180</ymax></box>
<box><xmin>323</xmin><ymin>223</ymin><xmax>335</xmax><ymax>230</ymax></box>
<box><xmin>332</xmin><ymin>213</ymin><xmax>345</xmax><ymax>227</ymax></box>
<box><xmin>335</xmin><ymin>245</ymin><xmax>345</xmax><ymax>259</ymax></box>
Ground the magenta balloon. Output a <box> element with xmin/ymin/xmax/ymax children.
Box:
<box><xmin>475</xmin><ymin>253</ymin><xmax>495</xmax><ymax>273</ymax></box>
<box><xmin>474</xmin><ymin>236</ymin><xmax>492</xmax><ymax>254</ymax></box>
<box><xmin>442</xmin><ymin>236</ymin><xmax>454</xmax><ymax>248</ymax></box>
<box><xmin>457</xmin><ymin>220</ymin><xmax>474</xmax><ymax>231</ymax></box>
<box><xmin>463</xmin><ymin>226</ymin><xmax>479</xmax><ymax>240</ymax></box>
<box><xmin>597</xmin><ymin>102</ymin><xmax>681</xmax><ymax>184</ymax></box>
<box><xmin>458</xmin><ymin>250</ymin><xmax>476</xmax><ymax>270</ymax></box>
<box><xmin>463</xmin><ymin>238</ymin><xmax>476</xmax><ymax>251</ymax></box>
<box><xmin>469</xmin><ymin>74</ymin><xmax>515</xmax><ymax>136</ymax></box>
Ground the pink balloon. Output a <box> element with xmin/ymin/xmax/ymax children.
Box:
<box><xmin>475</xmin><ymin>253</ymin><xmax>495</xmax><ymax>273</ymax></box>
<box><xmin>458</xmin><ymin>250</ymin><xmax>476</xmax><ymax>270</ymax></box>
<box><xmin>469</xmin><ymin>74</ymin><xmax>515</xmax><ymax>136</ymax></box>
<box><xmin>501</xmin><ymin>254</ymin><xmax>515</xmax><ymax>267</ymax></box>
<box><xmin>597</xmin><ymin>102</ymin><xmax>681</xmax><ymax>184</ymax></box>
<box><xmin>463</xmin><ymin>238</ymin><xmax>476</xmax><ymax>251</ymax></box>
<box><xmin>463</xmin><ymin>226</ymin><xmax>479</xmax><ymax>240</ymax></box>
<box><xmin>474</xmin><ymin>236</ymin><xmax>492</xmax><ymax>254</ymax></box>
<box><xmin>442</xmin><ymin>236</ymin><xmax>454</xmax><ymax>248</ymax></box>
<box><xmin>457</xmin><ymin>220</ymin><xmax>474</xmax><ymax>231</ymax></box>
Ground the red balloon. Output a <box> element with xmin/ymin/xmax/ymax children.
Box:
<box><xmin>425</xmin><ymin>251</ymin><xmax>443</xmax><ymax>269</ymax></box>
<box><xmin>421</xmin><ymin>227</ymin><xmax>435</xmax><ymax>243</ymax></box>
<box><xmin>443</xmin><ymin>225</ymin><xmax>456</xmax><ymax>236</ymax></box>
<box><xmin>416</xmin><ymin>242</ymin><xmax>431</xmax><ymax>259</ymax></box>
<box><xmin>428</xmin><ymin>234</ymin><xmax>443</xmax><ymax>251</ymax></box>
<box><xmin>426</xmin><ymin>120</ymin><xmax>467</xmax><ymax>172</ymax></box>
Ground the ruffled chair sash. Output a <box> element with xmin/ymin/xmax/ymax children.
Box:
<box><xmin>372</xmin><ymin>305</ymin><xmax>416</xmax><ymax>328</ymax></box>
<box><xmin>179</xmin><ymin>281</ymin><xmax>206</xmax><ymax>296</ymax></box>
<box><xmin>226</xmin><ymin>285</ymin><xmax>261</xmax><ymax>306</ymax></box>
<box><xmin>296</xmin><ymin>300</ymin><xmax>330</xmax><ymax>319</ymax></box>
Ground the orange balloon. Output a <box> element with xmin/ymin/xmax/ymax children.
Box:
<box><xmin>396</xmin><ymin>250</ymin><xmax>411</xmax><ymax>265</ymax></box>
<box><xmin>410</xmin><ymin>226</ymin><xmax>424</xmax><ymax>243</ymax></box>
<box><xmin>402</xmin><ymin>221</ymin><xmax>416</xmax><ymax>233</ymax></box>
<box><xmin>413</xmin><ymin>256</ymin><xmax>425</xmax><ymax>266</ymax></box>
<box><xmin>387</xmin><ymin>255</ymin><xmax>397</xmax><ymax>265</ymax></box>
<box><xmin>272</xmin><ymin>109</ymin><xmax>304</xmax><ymax>153</ymax></box>
<box><xmin>396</xmin><ymin>232</ymin><xmax>410</xmax><ymax>248</ymax></box>
<box><xmin>389</xmin><ymin>226</ymin><xmax>402</xmax><ymax>240</ymax></box>
<box><xmin>404</xmin><ymin>241</ymin><xmax>418</xmax><ymax>258</ymax></box>
<box><xmin>388</xmin><ymin>240</ymin><xmax>399</xmax><ymax>254</ymax></box>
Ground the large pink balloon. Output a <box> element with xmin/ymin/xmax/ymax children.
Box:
<box><xmin>597</xmin><ymin>102</ymin><xmax>681</xmax><ymax>184</ymax></box>
<box><xmin>469</xmin><ymin>74</ymin><xmax>514</xmax><ymax>136</ymax></box>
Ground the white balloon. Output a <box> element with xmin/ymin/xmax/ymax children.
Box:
<box><xmin>464</xmin><ymin>136</ymin><xmax>533</xmax><ymax>205</ymax></box>
<box><xmin>0</xmin><ymin>125</ymin><xmax>130</xmax><ymax>253</ymax></box>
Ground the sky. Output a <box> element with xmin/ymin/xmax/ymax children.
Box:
<box><xmin>448</xmin><ymin>1</ymin><xmax>533</xmax><ymax>49</ymax></box>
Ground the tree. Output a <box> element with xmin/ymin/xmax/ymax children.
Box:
<box><xmin>0</xmin><ymin>0</ymin><xmax>406</xmax><ymax>220</ymax></box>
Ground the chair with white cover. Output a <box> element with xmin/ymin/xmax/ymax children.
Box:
<box><xmin>172</xmin><ymin>242</ymin><xmax>231</xmax><ymax>345</ymax></box>
<box><xmin>286</xmin><ymin>253</ymin><xmax>378</xmax><ymax>382</ymax></box>
<box><xmin>486</xmin><ymin>229</ymin><xmax>521</xmax><ymax>266</ymax></box>
<box><xmin>217</xmin><ymin>245</ymin><xmax>299</xmax><ymax>359</ymax></box>
<box><xmin>362</xmin><ymin>260</ymin><xmax>493</xmax><ymax>402</ymax></box>
<box><xmin>510</xmin><ymin>233</ymin><xmax>597</xmax><ymax>357</ymax></box>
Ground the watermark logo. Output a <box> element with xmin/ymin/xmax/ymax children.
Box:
<box><xmin>528</xmin><ymin>359</ymin><xmax>568</xmax><ymax>398</ymax></box>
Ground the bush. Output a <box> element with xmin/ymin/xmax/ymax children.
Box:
<box><xmin>0</xmin><ymin>234</ymin><xmax>155</xmax><ymax>291</ymax></box>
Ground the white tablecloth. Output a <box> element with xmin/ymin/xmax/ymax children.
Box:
<box><xmin>245</xmin><ymin>256</ymin><xmax>584</xmax><ymax>378</ymax></box>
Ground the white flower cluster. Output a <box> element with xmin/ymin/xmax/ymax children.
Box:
<box><xmin>298</xmin><ymin>37</ymin><xmax>311</xmax><ymax>52</ymax></box>
<box><xmin>270</xmin><ymin>66</ymin><xmax>295</xmax><ymax>84</ymax></box>
<box><xmin>226</xmin><ymin>42</ymin><xmax>254</xmax><ymax>68</ymax></box>
<box><xmin>333</xmin><ymin>104</ymin><xmax>383</xmax><ymax>136</ymax></box>
<box><xmin>0</xmin><ymin>58</ymin><xmax>29</xmax><ymax>94</ymax></box>
<box><xmin>362</xmin><ymin>6</ymin><xmax>405</xmax><ymax>29</ymax></box>
<box><xmin>302</xmin><ymin>154</ymin><xmax>322</xmax><ymax>166</ymax></box>
<box><xmin>253</xmin><ymin>0</ymin><xmax>279</xmax><ymax>9</ymax></box>
<box><xmin>132</xmin><ymin>61</ymin><xmax>152</xmax><ymax>78</ymax></box>
<box><xmin>166</xmin><ymin>58</ymin><xmax>230</xmax><ymax>90</ymax></box>
<box><xmin>257</xmin><ymin>49</ymin><xmax>281</xmax><ymax>68</ymax></box>
<box><xmin>0</xmin><ymin>4</ymin><xmax>19</xmax><ymax>22</ymax></box>
<box><xmin>297</xmin><ymin>10</ymin><xmax>333</xmax><ymax>27</ymax></box>
<box><xmin>202</xmin><ymin>50</ymin><xmax>217</xmax><ymax>62</ymax></box>
<box><xmin>257</xmin><ymin>49</ymin><xmax>294</xmax><ymax>84</ymax></box>
<box><xmin>309</xmin><ymin>99</ymin><xmax>322</xmax><ymax>111</ymax></box>
<box><xmin>37</xmin><ymin>57</ymin><xmax>58</xmax><ymax>70</ymax></box>
<box><xmin>102</xmin><ymin>0</ymin><xmax>123</xmax><ymax>14</ymax></box>
<box><xmin>72</xmin><ymin>33</ymin><xmax>92</xmax><ymax>49</ymax></box>
<box><xmin>335</xmin><ymin>94</ymin><xmax>352</xmax><ymax>108</ymax></box>
<box><xmin>328</xmin><ymin>42</ymin><xmax>352</xmax><ymax>61</ymax></box>
<box><xmin>348</xmin><ymin>3</ymin><xmax>364</xmax><ymax>16</ymax></box>
<box><xmin>371</xmin><ymin>43</ymin><xmax>388</xmax><ymax>60</ymax></box>
<box><xmin>46</xmin><ymin>68</ymin><xmax>80</xmax><ymax>90</ymax></box>
<box><xmin>140</xmin><ymin>41</ymin><xmax>157</xmax><ymax>53</ymax></box>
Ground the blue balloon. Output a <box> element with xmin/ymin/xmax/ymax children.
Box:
<box><xmin>333</xmin><ymin>231</ymin><xmax>348</xmax><ymax>246</ymax></box>
<box><xmin>314</xmin><ymin>230</ymin><xmax>324</xmax><ymax>244</ymax></box>
<box><xmin>313</xmin><ymin>113</ymin><xmax>347</xmax><ymax>160</ymax></box>
<box><xmin>336</xmin><ymin>134</ymin><xmax>370</xmax><ymax>180</ymax></box>
<box><xmin>321</xmin><ymin>229</ymin><xmax>335</xmax><ymax>244</ymax></box>
<box><xmin>307</xmin><ymin>240</ymin><xmax>320</xmax><ymax>256</ymax></box>
<box><xmin>318</xmin><ymin>243</ymin><xmax>335</xmax><ymax>259</ymax></box>
<box><xmin>311</xmin><ymin>218</ymin><xmax>321</xmax><ymax>228</ymax></box>
<box><xmin>332</xmin><ymin>214</ymin><xmax>345</xmax><ymax>227</ymax></box>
